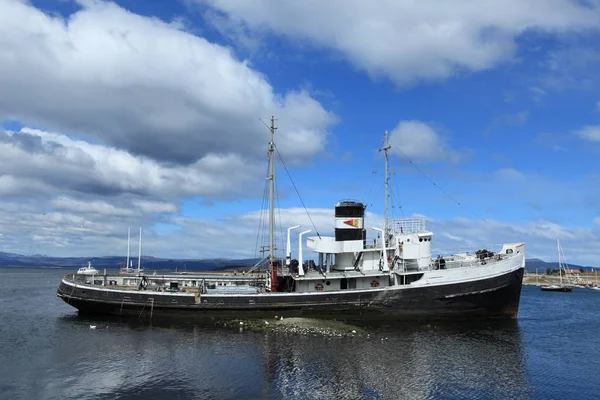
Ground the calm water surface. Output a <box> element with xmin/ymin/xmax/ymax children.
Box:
<box><xmin>1</xmin><ymin>268</ymin><xmax>599</xmax><ymax>399</ymax></box>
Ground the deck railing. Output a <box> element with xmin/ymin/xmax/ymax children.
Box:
<box><xmin>390</xmin><ymin>218</ymin><xmax>427</xmax><ymax>233</ymax></box>
<box><xmin>431</xmin><ymin>244</ymin><xmax>507</xmax><ymax>258</ymax></box>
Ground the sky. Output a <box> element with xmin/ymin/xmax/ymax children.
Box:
<box><xmin>1</xmin><ymin>0</ymin><xmax>600</xmax><ymax>266</ymax></box>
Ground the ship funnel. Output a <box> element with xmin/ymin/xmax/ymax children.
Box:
<box><xmin>334</xmin><ymin>201</ymin><xmax>366</xmax><ymax>242</ymax></box>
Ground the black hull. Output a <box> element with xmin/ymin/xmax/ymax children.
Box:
<box><xmin>57</xmin><ymin>268</ymin><xmax>524</xmax><ymax>322</ymax></box>
<box><xmin>540</xmin><ymin>286</ymin><xmax>572</xmax><ymax>292</ymax></box>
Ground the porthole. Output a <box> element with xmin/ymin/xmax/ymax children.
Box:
<box><xmin>326</xmin><ymin>281</ymin><xmax>331</xmax><ymax>286</ymax></box>
<box><xmin>419</xmin><ymin>238</ymin><xmax>423</xmax><ymax>242</ymax></box>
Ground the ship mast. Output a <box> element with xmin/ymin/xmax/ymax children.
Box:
<box><xmin>379</xmin><ymin>130</ymin><xmax>391</xmax><ymax>240</ymax></box>
<box><xmin>268</xmin><ymin>116</ymin><xmax>277</xmax><ymax>265</ymax></box>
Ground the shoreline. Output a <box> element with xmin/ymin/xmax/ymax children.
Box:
<box><xmin>523</xmin><ymin>272</ymin><xmax>599</xmax><ymax>286</ymax></box>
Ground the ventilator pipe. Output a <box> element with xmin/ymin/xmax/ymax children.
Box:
<box><xmin>286</xmin><ymin>225</ymin><xmax>301</xmax><ymax>266</ymax></box>
<box><xmin>372</xmin><ymin>227</ymin><xmax>389</xmax><ymax>272</ymax></box>
<box><xmin>298</xmin><ymin>230</ymin><xmax>311</xmax><ymax>276</ymax></box>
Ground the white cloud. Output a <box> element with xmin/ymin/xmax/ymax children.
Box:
<box><xmin>574</xmin><ymin>125</ymin><xmax>600</xmax><ymax>142</ymax></box>
<box><xmin>198</xmin><ymin>0</ymin><xmax>600</xmax><ymax>86</ymax></box>
<box><xmin>0</xmin><ymin>125</ymin><xmax>266</xmax><ymax>257</ymax></box>
<box><xmin>0</xmin><ymin>128</ymin><xmax>262</xmax><ymax>199</ymax></box>
<box><xmin>388</xmin><ymin>120</ymin><xmax>460</xmax><ymax>163</ymax></box>
<box><xmin>51</xmin><ymin>197</ymin><xmax>138</xmax><ymax>217</ymax></box>
<box><xmin>594</xmin><ymin>217</ymin><xmax>600</xmax><ymax>228</ymax></box>
<box><xmin>0</xmin><ymin>0</ymin><xmax>336</xmax><ymax>165</ymax></box>
<box><xmin>0</xmin><ymin>0</ymin><xmax>342</xmax><ymax>259</ymax></box>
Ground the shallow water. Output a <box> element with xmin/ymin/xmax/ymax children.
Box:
<box><xmin>1</xmin><ymin>268</ymin><xmax>599</xmax><ymax>399</ymax></box>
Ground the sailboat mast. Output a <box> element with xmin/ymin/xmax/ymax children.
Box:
<box><xmin>138</xmin><ymin>227</ymin><xmax>142</xmax><ymax>272</ymax></box>
<box><xmin>126</xmin><ymin>227</ymin><xmax>130</xmax><ymax>270</ymax></box>
<box><xmin>379</xmin><ymin>131</ymin><xmax>391</xmax><ymax>237</ymax></box>
<box><xmin>557</xmin><ymin>238</ymin><xmax>562</xmax><ymax>286</ymax></box>
<box><xmin>268</xmin><ymin>116</ymin><xmax>277</xmax><ymax>265</ymax></box>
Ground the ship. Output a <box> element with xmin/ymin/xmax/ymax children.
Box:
<box><xmin>57</xmin><ymin>118</ymin><xmax>525</xmax><ymax>321</ymax></box>
<box><xmin>76</xmin><ymin>261</ymin><xmax>99</xmax><ymax>276</ymax></box>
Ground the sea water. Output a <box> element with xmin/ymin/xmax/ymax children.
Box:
<box><xmin>1</xmin><ymin>268</ymin><xmax>599</xmax><ymax>400</ymax></box>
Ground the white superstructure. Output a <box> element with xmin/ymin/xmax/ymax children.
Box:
<box><xmin>77</xmin><ymin>261</ymin><xmax>99</xmax><ymax>276</ymax></box>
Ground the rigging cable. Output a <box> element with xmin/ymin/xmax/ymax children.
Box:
<box><xmin>274</xmin><ymin>145</ymin><xmax>322</xmax><ymax>239</ymax></box>
<box><xmin>391</xmin><ymin>144</ymin><xmax>488</xmax><ymax>223</ymax></box>
<box><xmin>390</xmin><ymin>171</ymin><xmax>405</xmax><ymax>219</ymax></box>
<box><xmin>364</xmin><ymin>169</ymin><xmax>377</xmax><ymax>209</ymax></box>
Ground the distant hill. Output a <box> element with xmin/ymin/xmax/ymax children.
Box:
<box><xmin>0</xmin><ymin>252</ymin><xmax>259</xmax><ymax>271</ymax></box>
<box><xmin>525</xmin><ymin>258</ymin><xmax>595</xmax><ymax>272</ymax></box>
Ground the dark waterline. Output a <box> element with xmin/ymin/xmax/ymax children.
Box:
<box><xmin>1</xmin><ymin>268</ymin><xmax>599</xmax><ymax>399</ymax></box>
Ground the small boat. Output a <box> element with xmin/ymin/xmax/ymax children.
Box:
<box><xmin>590</xmin><ymin>268</ymin><xmax>600</xmax><ymax>290</ymax></box>
<box><xmin>57</xmin><ymin>119</ymin><xmax>526</xmax><ymax>322</ymax></box>
<box><xmin>540</xmin><ymin>239</ymin><xmax>572</xmax><ymax>292</ymax></box>
<box><xmin>76</xmin><ymin>261</ymin><xmax>99</xmax><ymax>276</ymax></box>
<box><xmin>540</xmin><ymin>284</ymin><xmax>572</xmax><ymax>292</ymax></box>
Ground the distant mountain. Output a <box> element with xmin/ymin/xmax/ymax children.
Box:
<box><xmin>525</xmin><ymin>258</ymin><xmax>595</xmax><ymax>272</ymax></box>
<box><xmin>0</xmin><ymin>252</ymin><xmax>259</xmax><ymax>271</ymax></box>
<box><xmin>0</xmin><ymin>251</ymin><xmax>23</xmax><ymax>259</ymax></box>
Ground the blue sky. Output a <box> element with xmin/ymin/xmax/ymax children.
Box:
<box><xmin>1</xmin><ymin>0</ymin><xmax>599</xmax><ymax>265</ymax></box>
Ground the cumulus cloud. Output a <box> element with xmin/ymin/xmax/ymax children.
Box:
<box><xmin>0</xmin><ymin>0</ymin><xmax>342</xmax><ymax>258</ymax></box>
<box><xmin>574</xmin><ymin>125</ymin><xmax>600</xmax><ymax>142</ymax></box>
<box><xmin>0</xmin><ymin>128</ymin><xmax>262</xmax><ymax>199</ymax></box>
<box><xmin>0</xmin><ymin>0</ymin><xmax>336</xmax><ymax>164</ymax></box>
<box><xmin>197</xmin><ymin>0</ymin><xmax>600</xmax><ymax>86</ymax></box>
<box><xmin>388</xmin><ymin>120</ymin><xmax>460</xmax><ymax>163</ymax></box>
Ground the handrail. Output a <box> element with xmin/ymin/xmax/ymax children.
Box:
<box><xmin>390</xmin><ymin>218</ymin><xmax>427</xmax><ymax>233</ymax></box>
<box><xmin>431</xmin><ymin>244</ymin><xmax>508</xmax><ymax>257</ymax></box>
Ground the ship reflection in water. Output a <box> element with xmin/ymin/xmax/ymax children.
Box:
<box><xmin>47</xmin><ymin>316</ymin><xmax>528</xmax><ymax>399</ymax></box>
<box><xmin>261</xmin><ymin>321</ymin><xmax>529</xmax><ymax>399</ymax></box>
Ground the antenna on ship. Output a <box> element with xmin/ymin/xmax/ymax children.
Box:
<box><xmin>268</xmin><ymin>116</ymin><xmax>277</xmax><ymax>266</ymax></box>
<box><xmin>379</xmin><ymin>130</ymin><xmax>391</xmax><ymax>241</ymax></box>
